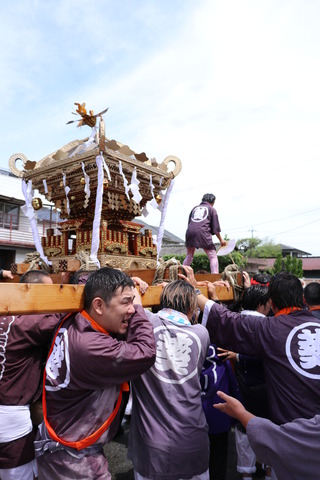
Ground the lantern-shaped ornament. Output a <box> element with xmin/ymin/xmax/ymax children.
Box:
<box><xmin>32</xmin><ymin>197</ymin><xmax>43</xmax><ymax>210</ymax></box>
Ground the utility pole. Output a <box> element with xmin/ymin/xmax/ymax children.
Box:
<box><xmin>248</xmin><ymin>227</ymin><xmax>256</xmax><ymax>238</ymax></box>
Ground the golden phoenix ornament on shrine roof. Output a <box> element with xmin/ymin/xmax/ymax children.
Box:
<box><xmin>67</xmin><ymin>102</ymin><xmax>109</xmax><ymax>128</ymax></box>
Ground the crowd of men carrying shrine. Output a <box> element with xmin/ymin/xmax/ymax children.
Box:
<box><xmin>1</xmin><ymin>264</ymin><xmax>319</xmax><ymax>480</ymax></box>
<box><xmin>0</xmin><ymin>193</ymin><xmax>319</xmax><ymax>480</ymax></box>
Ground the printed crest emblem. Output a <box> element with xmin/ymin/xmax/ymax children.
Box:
<box><xmin>45</xmin><ymin>328</ymin><xmax>71</xmax><ymax>391</ymax></box>
<box><xmin>191</xmin><ymin>206</ymin><xmax>208</xmax><ymax>222</ymax></box>
<box><xmin>0</xmin><ymin>317</ymin><xmax>15</xmax><ymax>381</ymax></box>
<box><xmin>286</xmin><ymin>321</ymin><xmax>320</xmax><ymax>380</ymax></box>
<box><xmin>150</xmin><ymin>325</ymin><xmax>201</xmax><ymax>384</ymax></box>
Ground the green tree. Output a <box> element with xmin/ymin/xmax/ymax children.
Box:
<box><xmin>161</xmin><ymin>252</ymin><xmax>246</xmax><ymax>273</ymax></box>
<box><xmin>271</xmin><ymin>254</ymin><xmax>303</xmax><ymax>277</ymax></box>
<box><xmin>236</xmin><ymin>237</ymin><xmax>281</xmax><ymax>258</ymax></box>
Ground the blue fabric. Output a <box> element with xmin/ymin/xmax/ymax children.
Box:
<box><xmin>201</xmin><ymin>343</ymin><xmax>243</xmax><ymax>434</ymax></box>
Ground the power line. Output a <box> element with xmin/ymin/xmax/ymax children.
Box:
<box><xmin>172</xmin><ymin>156</ymin><xmax>320</xmax><ymax>194</ymax></box>
<box><xmin>268</xmin><ymin>217</ymin><xmax>320</xmax><ymax>238</ymax></box>
<box><xmin>225</xmin><ymin>208</ymin><xmax>320</xmax><ymax>232</ymax></box>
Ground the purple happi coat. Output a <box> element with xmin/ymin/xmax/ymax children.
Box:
<box><xmin>185</xmin><ymin>201</ymin><xmax>221</xmax><ymax>250</ymax></box>
<box><xmin>0</xmin><ymin>313</ymin><xmax>61</xmax><ymax>468</ymax></box>
<box><xmin>247</xmin><ymin>415</ymin><xmax>320</xmax><ymax>480</ymax></box>
<box><xmin>128</xmin><ymin>308</ymin><xmax>210</xmax><ymax>480</ymax></box>
<box><xmin>203</xmin><ymin>301</ymin><xmax>320</xmax><ymax>425</ymax></box>
<box><xmin>36</xmin><ymin>305</ymin><xmax>156</xmax><ymax>480</ymax></box>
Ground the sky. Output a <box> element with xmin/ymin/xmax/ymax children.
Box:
<box><xmin>1</xmin><ymin>0</ymin><xmax>320</xmax><ymax>255</ymax></box>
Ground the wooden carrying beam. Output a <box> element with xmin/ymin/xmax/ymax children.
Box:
<box><xmin>0</xmin><ymin>283</ymin><xmax>233</xmax><ymax>315</ymax></box>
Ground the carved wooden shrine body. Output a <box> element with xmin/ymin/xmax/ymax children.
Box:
<box><xmin>9</xmin><ymin>119</ymin><xmax>182</xmax><ymax>273</ymax></box>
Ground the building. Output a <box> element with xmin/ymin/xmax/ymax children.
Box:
<box><xmin>0</xmin><ymin>168</ymin><xmax>59</xmax><ymax>269</ymax></box>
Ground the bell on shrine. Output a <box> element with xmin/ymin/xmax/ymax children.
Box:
<box><xmin>32</xmin><ymin>197</ymin><xmax>43</xmax><ymax>210</ymax></box>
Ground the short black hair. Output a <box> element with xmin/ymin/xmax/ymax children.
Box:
<box><xmin>20</xmin><ymin>270</ymin><xmax>51</xmax><ymax>284</ymax></box>
<box><xmin>241</xmin><ymin>285</ymin><xmax>269</xmax><ymax>311</ymax></box>
<box><xmin>252</xmin><ymin>273</ymin><xmax>272</xmax><ymax>285</ymax></box>
<box><xmin>202</xmin><ymin>193</ymin><xmax>216</xmax><ymax>204</ymax></box>
<box><xmin>84</xmin><ymin>267</ymin><xmax>134</xmax><ymax>310</ymax></box>
<box><xmin>304</xmin><ymin>282</ymin><xmax>320</xmax><ymax>307</ymax></box>
<box><xmin>268</xmin><ymin>273</ymin><xmax>303</xmax><ymax>310</ymax></box>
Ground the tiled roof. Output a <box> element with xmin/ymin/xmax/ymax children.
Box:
<box><xmin>279</xmin><ymin>243</ymin><xmax>311</xmax><ymax>256</ymax></box>
<box><xmin>300</xmin><ymin>257</ymin><xmax>320</xmax><ymax>270</ymax></box>
<box><xmin>135</xmin><ymin>219</ymin><xmax>184</xmax><ymax>244</ymax></box>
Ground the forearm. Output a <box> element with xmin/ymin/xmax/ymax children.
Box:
<box><xmin>238</xmin><ymin>410</ymin><xmax>255</xmax><ymax>429</ymax></box>
<box><xmin>215</xmin><ymin>233</ymin><xmax>224</xmax><ymax>243</ymax></box>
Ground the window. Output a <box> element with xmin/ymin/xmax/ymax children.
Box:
<box><xmin>0</xmin><ymin>202</ymin><xmax>19</xmax><ymax>229</ymax></box>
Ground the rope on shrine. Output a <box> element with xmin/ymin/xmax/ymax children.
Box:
<box><xmin>23</xmin><ymin>251</ymin><xmax>51</xmax><ymax>273</ymax></box>
<box><xmin>152</xmin><ymin>257</ymin><xmax>185</xmax><ymax>285</ymax></box>
<box><xmin>75</xmin><ymin>250</ymin><xmax>100</xmax><ymax>271</ymax></box>
<box><xmin>221</xmin><ymin>259</ymin><xmax>244</xmax><ymax>302</ymax></box>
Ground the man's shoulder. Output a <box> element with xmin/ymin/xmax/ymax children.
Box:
<box><xmin>191</xmin><ymin>323</ymin><xmax>210</xmax><ymax>343</ymax></box>
<box><xmin>7</xmin><ymin>313</ymin><xmax>61</xmax><ymax>331</ymax></box>
<box><xmin>277</xmin><ymin>309</ymin><xmax>320</xmax><ymax>323</ymax></box>
<box><xmin>309</xmin><ymin>309</ymin><xmax>320</xmax><ymax>320</ymax></box>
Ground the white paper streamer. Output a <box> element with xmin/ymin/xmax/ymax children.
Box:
<box><xmin>42</xmin><ymin>179</ymin><xmax>48</xmax><ymax>194</ymax></box>
<box><xmin>149</xmin><ymin>175</ymin><xmax>155</xmax><ymax>198</ymax></box>
<box><xmin>71</xmin><ymin>126</ymin><xmax>97</xmax><ymax>156</ymax></box>
<box><xmin>81</xmin><ymin>162</ymin><xmax>91</xmax><ymax>208</ymax></box>
<box><xmin>21</xmin><ymin>179</ymin><xmax>51</xmax><ymax>265</ymax></box>
<box><xmin>119</xmin><ymin>161</ymin><xmax>130</xmax><ymax>200</ymax></box>
<box><xmin>149</xmin><ymin>198</ymin><xmax>159</xmax><ymax>209</ymax></box>
<box><xmin>141</xmin><ymin>176</ymin><xmax>158</xmax><ymax>218</ymax></box>
<box><xmin>156</xmin><ymin>179</ymin><xmax>175</xmax><ymax>262</ymax></box>
<box><xmin>102</xmin><ymin>157</ymin><xmax>111</xmax><ymax>181</ymax></box>
<box><xmin>129</xmin><ymin>168</ymin><xmax>142</xmax><ymax>204</ymax></box>
<box><xmin>62</xmin><ymin>174</ymin><xmax>70</xmax><ymax>215</ymax></box>
<box><xmin>90</xmin><ymin>154</ymin><xmax>104</xmax><ymax>268</ymax></box>
<box><xmin>141</xmin><ymin>198</ymin><xmax>159</xmax><ymax>218</ymax></box>
<box><xmin>141</xmin><ymin>204</ymin><xmax>149</xmax><ymax>217</ymax></box>
<box><xmin>82</xmin><ymin>126</ymin><xmax>97</xmax><ymax>150</ymax></box>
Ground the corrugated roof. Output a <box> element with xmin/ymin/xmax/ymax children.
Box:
<box><xmin>36</xmin><ymin>208</ymin><xmax>61</xmax><ymax>223</ymax></box>
<box><xmin>0</xmin><ymin>171</ymin><xmax>25</xmax><ymax>201</ymax></box>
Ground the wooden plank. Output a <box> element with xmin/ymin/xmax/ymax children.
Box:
<box><xmin>140</xmin><ymin>284</ymin><xmax>234</xmax><ymax>308</ymax></box>
<box><xmin>124</xmin><ymin>269</ymin><xmax>156</xmax><ymax>285</ymax></box>
<box><xmin>0</xmin><ymin>284</ymin><xmax>84</xmax><ymax>315</ymax></box>
<box><xmin>0</xmin><ymin>283</ymin><xmax>233</xmax><ymax>315</ymax></box>
<box><xmin>5</xmin><ymin>268</ymin><xmax>242</xmax><ymax>291</ymax></box>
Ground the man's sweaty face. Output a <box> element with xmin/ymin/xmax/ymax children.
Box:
<box><xmin>101</xmin><ymin>286</ymin><xmax>136</xmax><ymax>334</ymax></box>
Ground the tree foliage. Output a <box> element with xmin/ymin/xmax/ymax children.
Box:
<box><xmin>161</xmin><ymin>252</ymin><xmax>246</xmax><ymax>274</ymax></box>
<box><xmin>236</xmin><ymin>237</ymin><xmax>281</xmax><ymax>258</ymax></box>
<box><xmin>271</xmin><ymin>254</ymin><xmax>303</xmax><ymax>277</ymax></box>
